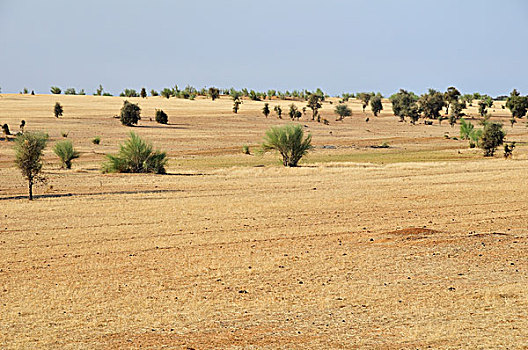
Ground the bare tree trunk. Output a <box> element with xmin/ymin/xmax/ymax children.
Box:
<box><xmin>28</xmin><ymin>179</ymin><xmax>33</xmax><ymax>200</ymax></box>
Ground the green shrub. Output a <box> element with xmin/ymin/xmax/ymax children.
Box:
<box><xmin>261</xmin><ymin>124</ymin><xmax>312</xmax><ymax>167</ymax></box>
<box><xmin>120</xmin><ymin>89</ymin><xmax>139</xmax><ymax>97</ymax></box>
<box><xmin>160</xmin><ymin>88</ymin><xmax>172</xmax><ymax>99</ymax></box>
<box><xmin>480</xmin><ymin>122</ymin><xmax>505</xmax><ymax>156</ymax></box>
<box><xmin>92</xmin><ymin>136</ymin><xmax>101</xmax><ymax>145</ymax></box>
<box><xmin>54</xmin><ymin>102</ymin><xmax>63</xmax><ymax>118</ymax></box>
<box><xmin>14</xmin><ymin>132</ymin><xmax>48</xmax><ymax>200</ymax></box>
<box><xmin>504</xmin><ymin>142</ymin><xmax>515</xmax><ymax>159</ymax></box>
<box><xmin>459</xmin><ymin>118</ymin><xmax>474</xmax><ymax>140</ymax></box>
<box><xmin>102</xmin><ymin>132</ymin><xmax>167</xmax><ymax>174</ymax></box>
<box><xmin>208</xmin><ymin>87</ymin><xmax>220</xmax><ymax>101</ymax></box>
<box><xmin>61</xmin><ymin>131</ymin><xmax>69</xmax><ymax>138</ymax></box>
<box><xmin>2</xmin><ymin>123</ymin><xmax>10</xmax><ymax>137</ymax></box>
<box><xmin>140</xmin><ymin>87</ymin><xmax>147</xmax><ymax>98</ymax></box>
<box><xmin>64</xmin><ymin>88</ymin><xmax>76</xmax><ymax>95</ymax></box>
<box><xmin>155</xmin><ymin>109</ymin><xmax>168</xmax><ymax>124</ymax></box>
<box><xmin>262</xmin><ymin>103</ymin><xmax>270</xmax><ymax>118</ymax></box>
<box><xmin>242</xmin><ymin>145</ymin><xmax>250</xmax><ymax>154</ymax></box>
<box><xmin>334</xmin><ymin>104</ymin><xmax>352</xmax><ymax>121</ymax></box>
<box><xmin>150</xmin><ymin>89</ymin><xmax>159</xmax><ymax>97</ymax></box>
<box><xmin>53</xmin><ymin>140</ymin><xmax>80</xmax><ymax>169</ymax></box>
<box><xmin>120</xmin><ymin>101</ymin><xmax>141</xmax><ymax>126</ymax></box>
<box><xmin>50</xmin><ymin>86</ymin><xmax>61</xmax><ymax>94</ymax></box>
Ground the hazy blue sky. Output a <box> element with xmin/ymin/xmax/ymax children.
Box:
<box><xmin>1</xmin><ymin>0</ymin><xmax>527</xmax><ymax>96</ymax></box>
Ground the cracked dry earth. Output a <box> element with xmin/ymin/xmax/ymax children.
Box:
<box><xmin>1</xmin><ymin>161</ymin><xmax>528</xmax><ymax>349</ymax></box>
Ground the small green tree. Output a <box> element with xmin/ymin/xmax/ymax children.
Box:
<box><xmin>261</xmin><ymin>124</ymin><xmax>313</xmax><ymax>167</ymax></box>
<box><xmin>478</xmin><ymin>100</ymin><xmax>488</xmax><ymax>117</ymax></box>
<box><xmin>54</xmin><ymin>102</ymin><xmax>63</xmax><ymax>118</ymax></box>
<box><xmin>307</xmin><ymin>94</ymin><xmax>322</xmax><ymax>121</ymax></box>
<box><xmin>505</xmin><ymin>89</ymin><xmax>528</xmax><ymax>120</ymax></box>
<box><xmin>160</xmin><ymin>88</ymin><xmax>172</xmax><ymax>99</ymax></box>
<box><xmin>50</xmin><ymin>86</ymin><xmax>61</xmax><ymax>94</ymax></box>
<box><xmin>357</xmin><ymin>92</ymin><xmax>373</xmax><ymax>113</ymax></box>
<box><xmin>390</xmin><ymin>89</ymin><xmax>419</xmax><ymax>122</ymax></box>
<box><xmin>418</xmin><ymin>89</ymin><xmax>445</xmax><ymax>120</ymax></box>
<box><xmin>274</xmin><ymin>105</ymin><xmax>282</xmax><ymax>119</ymax></box>
<box><xmin>444</xmin><ymin>86</ymin><xmax>461</xmax><ymax>115</ymax></box>
<box><xmin>155</xmin><ymin>109</ymin><xmax>168</xmax><ymax>124</ymax></box>
<box><xmin>334</xmin><ymin>104</ymin><xmax>352</xmax><ymax>121</ymax></box>
<box><xmin>262</xmin><ymin>103</ymin><xmax>270</xmax><ymax>118</ymax></box>
<box><xmin>288</xmin><ymin>104</ymin><xmax>300</xmax><ymax>120</ymax></box>
<box><xmin>459</xmin><ymin>119</ymin><xmax>474</xmax><ymax>140</ymax></box>
<box><xmin>150</xmin><ymin>89</ymin><xmax>159</xmax><ymax>96</ymax></box>
<box><xmin>14</xmin><ymin>132</ymin><xmax>48</xmax><ymax>200</ymax></box>
<box><xmin>64</xmin><ymin>88</ymin><xmax>76</xmax><ymax>95</ymax></box>
<box><xmin>140</xmin><ymin>87</ymin><xmax>147</xmax><ymax>98</ymax></box>
<box><xmin>233</xmin><ymin>97</ymin><xmax>242</xmax><ymax>113</ymax></box>
<box><xmin>53</xmin><ymin>140</ymin><xmax>80</xmax><ymax>169</ymax></box>
<box><xmin>94</xmin><ymin>85</ymin><xmax>104</xmax><ymax>96</ymax></box>
<box><xmin>208</xmin><ymin>87</ymin><xmax>220</xmax><ymax>101</ymax></box>
<box><xmin>370</xmin><ymin>95</ymin><xmax>383</xmax><ymax>116</ymax></box>
<box><xmin>120</xmin><ymin>100</ymin><xmax>141</xmax><ymax>126</ymax></box>
<box><xmin>102</xmin><ymin>132</ymin><xmax>167</xmax><ymax>174</ymax></box>
<box><xmin>480</xmin><ymin>122</ymin><xmax>505</xmax><ymax>156</ymax></box>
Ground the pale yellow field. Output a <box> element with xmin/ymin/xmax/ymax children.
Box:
<box><xmin>1</xmin><ymin>94</ymin><xmax>527</xmax><ymax>349</ymax></box>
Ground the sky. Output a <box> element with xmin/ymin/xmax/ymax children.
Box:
<box><xmin>1</xmin><ymin>0</ymin><xmax>527</xmax><ymax>97</ymax></box>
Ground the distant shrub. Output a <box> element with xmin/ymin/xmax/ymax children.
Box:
<box><xmin>94</xmin><ymin>85</ymin><xmax>104</xmax><ymax>96</ymax></box>
<box><xmin>53</xmin><ymin>140</ymin><xmax>80</xmax><ymax>169</ymax></box>
<box><xmin>102</xmin><ymin>132</ymin><xmax>167</xmax><ymax>174</ymax></box>
<box><xmin>50</xmin><ymin>86</ymin><xmax>61</xmax><ymax>94</ymax></box>
<box><xmin>150</xmin><ymin>89</ymin><xmax>159</xmax><ymax>97</ymax></box>
<box><xmin>262</xmin><ymin>103</ymin><xmax>270</xmax><ymax>118</ymax></box>
<box><xmin>102</xmin><ymin>92</ymin><xmax>113</xmax><ymax>97</ymax></box>
<box><xmin>274</xmin><ymin>105</ymin><xmax>282</xmax><ymax>119</ymax></box>
<box><xmin>233</xmin><ymin>97</ymin><xmax>242</xmax><ymax>113</ymax></box>
<box><xmin>61</xmin><ymin>131</ymin><xmax>69</xmax><ymax>138</ymax></box>
<box><xmin>334</xmin><ymin>104</ymin><xmax>352</xmax><ymax>121</ymax></box>
<box><xmin>78</xmin><ymin>89</ymin><xmax>86</xmax><ymax>95</ymax></box>
<box><xmin>503</xmin><ymin>142</ymin><xmax>515</xmax><ymax>158</ymax></box>
<box><xmin>480</xmin><ymin>122</ymin><xmax>505</xmax><ymax>156</ymax></box>
<box><xmin>161</xmin><ymin>88</ymin><xmax>172</xmax><ymax>99</ymax></box>
<box><xmin>459</xmin><ymin>119</ymin><xmax>474</xmax><ymax>140</ymax></box>
<box><xmin>14</xmin><ymin>132</ymin><xmax>48</xmax><ymax>200</ymax></box>
<box><xmin>92</xmin><ymin>136</ymin><xmax>101</xmax><ymax>145</ymax></box>
<box><xmin>260</xmin><ymin>124</ymin><xmax>312</xmax><ymax>167</ymax></box>
<box><xmin>31</xmin><ymin>90</ymin><xmax>35</xmax><ymax>95</ymax></box>
<box><xmin>20</xmin><ymin>120</ymin><xmax>26</xmax><ymax>132</ymax></box>
<box><xmin>54</xmin><ymin>102</ymin><xmax>64</xmax><ymax>118</ymax></box>
<box><xmin>242</xmin><ymin>145</ymin><xmax>250</xmax><ymax>154</ymax></box>
<box><xmin>140</xmin><ymin>87</ymin><xmax>147</xmax><ymax>98</ymax></box>
<box><xmin>2</xmin><ymin>123</ymin><xmax>10</xmax><ymax>137</ymax></box>
<box><xmin>120</xmin><ymin>89</ymin><xmax>139</xmax><ymax>97</ymax></box>
<box><xmin>64</xmin><ymin>88</ymin><xmax>76</xmax><ymax>95</ymax></box>
<box><xmin>208</xmin><ymin>87</ymin><xmax>220</xmax><ymax>101</ymax></box>
<box><xmin>155</xmin><ymin>109</ymin><xmax>168</xmax><ymax>124</ymax></box>
<box><xmin>120</xmin><ymin>100</ymin><xmax>141</xmax><ymax>126</ymax></box>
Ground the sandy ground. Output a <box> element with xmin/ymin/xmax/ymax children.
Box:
<box><xmin>1</xmin><ymin>94</ymin><xmax>527</xmax><ymax>349</ymax></box>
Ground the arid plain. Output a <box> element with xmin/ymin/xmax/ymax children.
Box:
<box><xmin>1</xmin><ymin>94</ymin><xmax>527</xmax><ymax>349</ymax></box>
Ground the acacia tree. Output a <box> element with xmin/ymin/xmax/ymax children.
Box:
<box><xmin>54</xmin><ymin>102</ymin><xmax>63</xmax><ymax>118</ymax></box>
<box><xmin>370</xmin><ymin>95</ymin><xmax>383</xmax><ymax>116</ymax></box>
<box><xmin>506</xmin><ymin>89</ymin><xmax>528</xmax><ymax>120</ymax></box>
<box><xmin>208</xmin><ymin>87</ymin><xmax>220</xmax><ymax>101</ymax></box>
<box><xmin>444</xmin><ymin>86</ymin><xmax>461</xmax><ymax>115</ymax></box>
<box><xmin>480</xmin><ymin>122</ymin><xmax>505</xmax><ymax>156</ymax></box>
<box><xmin>357</xmin><ymin>92</ymin><xmax>373</xmax><ymax>113</ymax></box>
<box><xmin>390</xmin><ymin>89</ymin><xmax>419</xmax><ymax>123</ymax></box>
<box><xmin>334</xmin><ymin>104</ymin><xmax>352</xmax><ymax>121</ymax></box>
<box><xmin>262</xmin><ymin>103</ymin><xmax>270</xmax><ymax>118</ymax></box>
<box><xmin>307</xmin><ymin>94</ymin><xmax>322</xmax><ymax>121</ymax></box>
<box><xmin>14</xmin><ymin>132</ymin><xmax>48</xmax><ymax>200</ymax></box>
<box><xmin>418</xmin><ymin>89</ymin><xmax>445</xmax><ymax>121</ymax></box>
